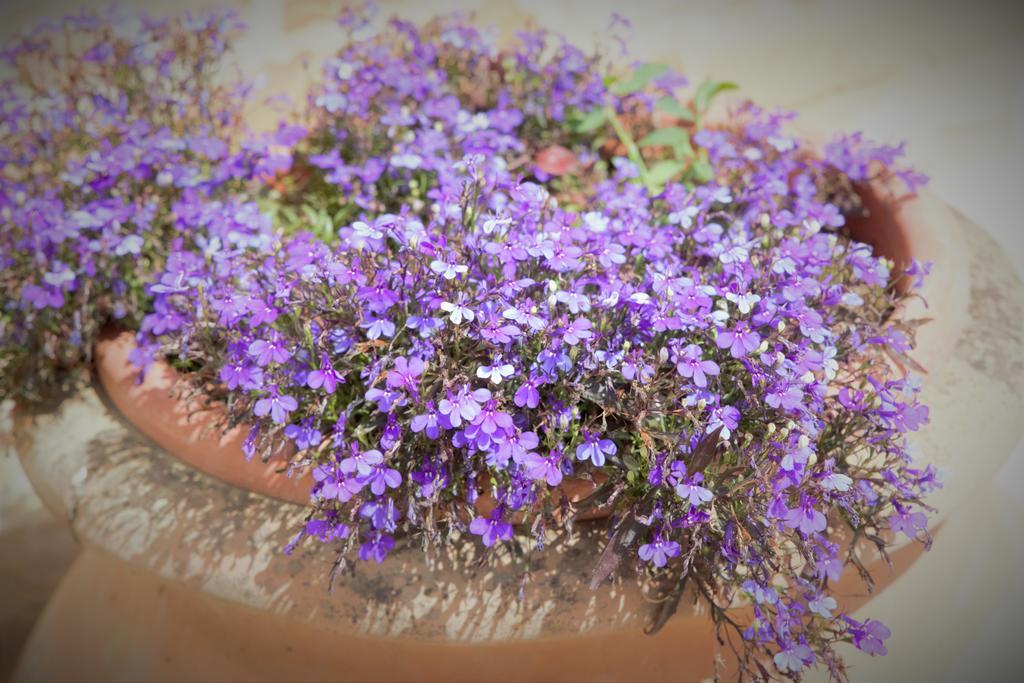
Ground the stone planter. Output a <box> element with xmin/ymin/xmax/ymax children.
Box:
<box><xmin>11</xmin><ymin>192</ymin><xmax>1024</xmax><ymax>682</ymax></box>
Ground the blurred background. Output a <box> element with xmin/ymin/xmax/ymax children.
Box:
<box><xmin>2</xmin><ymin>1</ymin><xmax>1022</xmax><ymax>681</ymax></box>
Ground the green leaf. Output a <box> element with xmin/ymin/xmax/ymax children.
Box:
<box><xmin>645</xmin><ymin>159</ymin><xmax>686</xmax><ymax>186</ymax></box>
<box><xmin>611</xmin><ymin>62</ymin><xmax>669</xmax><ymax>96</ymax></box>
<box><xmin>638</xmin><ymin>126</ymin><xmax>691</xmax><ymax>149</ymax></box>
<box><xmin>655</xmin><ymin>96</ymin><xmax>695</xmax><ymax>122</ymax></box>
<box><xmin>639</xmin><ymin>127</ymin><xmax>693</xmax><ymax>161</ymax></box>
<box><xmin>693</xmin><ymin>79</ymin><xmax>739</xmax><ymax>114</ymax></box>
<box><xmin>572</xmin><ymin>108</ymin><xmax>608</xmax><ymax>134</ymax></box>
<box><xmin>688</xmin><ymin>158</ymin><xmax>715</xmax><ymax>184</ymax></box>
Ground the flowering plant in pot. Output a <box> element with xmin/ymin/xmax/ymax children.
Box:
<box><xmin>0</xmin><ymin>6</ymin><xmax>946</xmax><ymax>683</ymax></box>
<box><xmin>6</xmin><ymin>6</ymin><xmax>941</xmax><ymax>682</ymax></box>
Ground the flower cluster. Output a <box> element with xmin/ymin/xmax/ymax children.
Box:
<box><xmin>264</xmin><ymin>11</ymin><xmax>607</xmax><ymax>236</ymax></box>
<box><xmin>136</xmin><ymin>11</ymin><xmax>938</xmax><ymax>680</ymax></box>
<box><xmin>0</xmin><ymin>7</ymin><xmax>276</xmax><ymax>400</ymax></box>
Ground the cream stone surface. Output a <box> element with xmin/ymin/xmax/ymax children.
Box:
<box><xmin>2</xmin><ymin>1</ymin><xmax>1023</xmax><ymax>681</ymax></box>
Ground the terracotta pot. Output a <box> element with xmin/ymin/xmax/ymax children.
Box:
<box><xmin>14</xmin><ymin>187</ymin><xmax>1020</xmax><ymax>682</ymax></box>
<box><xmin>94</xmin><ymin>331</ymin><xmax>312</xmax><ymax>506</ymax></box>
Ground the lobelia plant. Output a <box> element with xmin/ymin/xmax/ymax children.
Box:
<box><xmin>0</xmin><ymin>6</ymin><xmax>285</xmax><ymax>401</ymax></box>
<box><xmin>6</xmin><ymin>5</ymin><xmax>940</xmax><ymax>681</ymax></box>
<box><xmin>136</xmin><ymin>10</ymin><xmax>939</xmax><ymax>680</ymax></box>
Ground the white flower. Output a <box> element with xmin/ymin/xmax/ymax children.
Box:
<box><xmin>476</xmin><ymin>362</ymin><xmax>515</xmax><ymax>385</ymax></box>
<box><xmin>772</xmin><ymin>256</ymin><xmax>796</xmax><ymax>275</ymax></box>
<box><xmin>712</xmin><ymin>186</ymin><xmax>733</xmax><ymax>204</ymax></box>
<box><xmin>841</xmin><ymin>291</ymin><xmax>864</xmax><ymax>307</ymax></box>
<box><xmin>725</xmin><ymin>291</ymin><xmax>761</xmax><ymax>314</ymax></box>
<box><xmin>429</xmin><ymin>260</ymin><xmax>468</xmax><ymax>280</ymax></box>
<box><xmin>43</xmin><ymin>266</ymin><xmax>76</xmax><ymax>286</ymax></box>
<box><xmin>336</xmin><ymin>61</ymin><xmax>355</xmax><ymax>80</ymax></box>
<box><xmin>114</xmin><ymin>234</ymin><xmax>145</xmax><ymax>257</ymax></box>
<box><xmin>391</xmin><ymin>153</ymin><xmax>422</xmax><ymax>169</ymax></box>
<box><xmin>820</xmin><ymin>471</ymin><xmax>853</xmax><ymax>492</ymax></box>
<box><xmin>668</xmin><ymin>205</ymin><xmax>699</xmax><ymax>228</ymax></box>
<box><xmin>440</xmin><ymin>301</ymin><xmax>474</xmax><ymax>325</ymax></box>
<box><xmin>719</xmin><ymin>245</ymin><xmax>748</xmax><ymax>265</ymax></box>
<box><xmin>808</xmin><ymin>595</ymin><xmax>837</xmax><ymax>618</ymax></box>
<box><xmin>582</xmin><ymin>211</ymin><xmax>609</xmax><ymax>233</ymax></box>
<box><xmin>352</xmin><ymin>221</ymin><xmax>383</xmax><ymax>239</ymax></box>
<box><xmin>482</xmin><ymin>215</ymin><xmax>511</xmax><ymax>234</ymax></box>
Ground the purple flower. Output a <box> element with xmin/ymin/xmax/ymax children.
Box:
<box><xmin>715</xmin><ymin>322</ymin><xmax>761</xmax><ymax>358</ymax></box>
<box><xmin>220</xmin><ymin>361</ymin><xmax>262</xmax><ymax>391</ymax></box>
<box><xmin>784</xmin><ymin>494</ymin><xmax>827</xmax><ymax>535</ymax></box>
<box><xmin>365</xmin><ymin>386</ymin><xmax>407</xmax><ymax>413</ymax></box>
<box><xmin>307</xmin><ymin>353</ymin><xmax>341</xmax><ymax>394</ymax></box>
<box><xmin>469</xmin><ymin>513</ymin><xmax>513</xmax><ymax>547</ymax></box>
<box><xmin>675</xmin><ymin>344</ymin><xmax>720</xmax><ymax>388</ymax></box>
<box><xmin>359</xmin><ymin>498</ymin><xmax>400</xmax><ymax>531</ymax></box>
<box><xmin>22</xmin><ymin>284</ymin><xmax>64</xmax><ymax>310</ymax></box>
<box><xmin>523</xmin><ymin>449</ymin><xmax>564</xmax><ymax>486</ymax></box>
<box><xmin>742</xmin><ymin>580</ymin><xmax>779</xmax><ymax>606</ymax></box>
<box><xmin>248</xmin><ymin>338</ymin><xmax>290</xmax><ymax>366</ymax></box>
<box><xmin>339</xmin><ymin>448</ymin><xmax>385</xmax><ymax>477</ymax></box>
<box><xmin>638</xmin><ymin>536</ymin><xmax>681</xmax><ymax>568</ymax></box>
<box><xmin>499</xmin><ymin>430</ymin><xmax>540</xmax><ymax>466</ymax></box>
<box><xmin>437</xmin><ymin>385</ymin><xmax>491</xmax><ymax>428</ymax></box>
<box><xmin>575</xmin><ymin>431</ymin><xmax>616</xmax><ymax>467</ymax></box>
<box><xmin>808</xmin><ymin>594</ymin><xmax>837</xmax><ymax>618</ymax></box>
<box><xmin>253</xmin><ymin>388</ymin><xmax>298</xmax><ymax>424</ymax></box>
<box><xmin>514</xmin><ymin>374</ymin><xmax>542</xmax><ymax>409</ymax></box>
<box><xmin>359</xmin><ymin>533</ymin><xmax>395</xmax><ymax>564</ymax></box>
<box><xmin>850</xmin><ymin>618</ymin><xmax>892</xmax><ymax>656</ymax></box>
<box><xmin>410</xmin><ymin>402</ymin><xmax>442</xmax><ymax>439</ymax></box>
<box><xmin>312</xmin><ymin>466</ymin><xmax>363</xmax><ymax>502</ymax></box>
<box><xmin>247</xmin><ymin>297</ymin><xmax>279</xmax><ymax>326</ymax></box>
<box><xmin>283</xmin><ymin>418</ymin><xmax>323</xmax><ymax>450</ymax></box>
<box><xmin>889</xmin><ymin>505</ymin><xmax>928</xmax><ymax>539</ymax></box>
<box><xmin>386</xmin><ymin>355</ymin><xmax>425</xmax><ymax>393</ymax></box>
<box><xmin>562</xmin><ymin>317</ymin><xmax>593</xmax><ymax>346</ymax></box>
<box><xmin>675</xmin><ymin>471</ymin><xmax>713</xmax><ymax>507</ymax></box>
<box><xmin>360</xmin><ymin>462</ymin><xmax>402</xmax><ymax>496</ymax></box>
<box><xmin>303</xmin><ymin>518</ymin><xmax>350</xmax><ymax>544</ymax></box>
<box><xmin>707</xmin><ymin>405</ymin><xmax>740</xmax><ymax>437</ymax></box>
<box><xmin>471</xmin><ymin>399</ymin><xmax>515</xmax><ymax>435</ymax></box>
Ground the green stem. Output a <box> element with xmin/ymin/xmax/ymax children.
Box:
<box><xmin>604</xmin><ymin>105</ymin><xmax>653</xmax><ymax>191</ymax></box>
